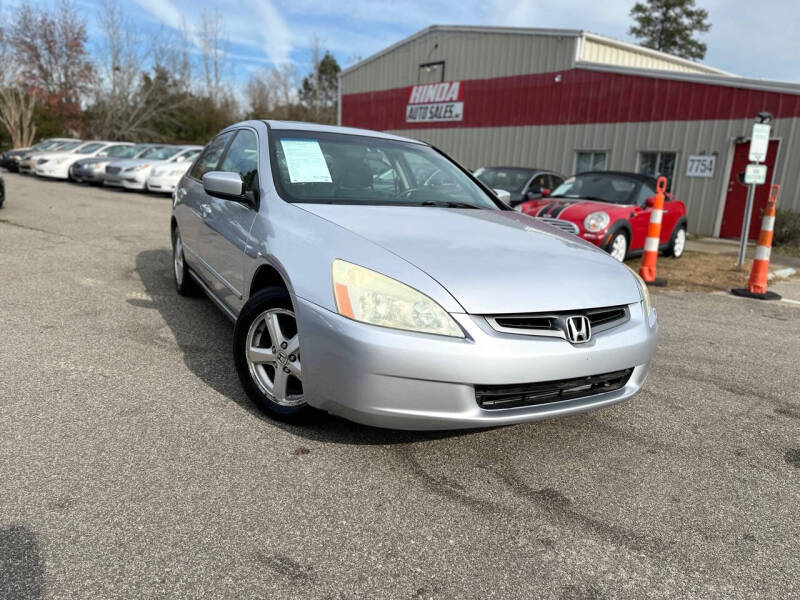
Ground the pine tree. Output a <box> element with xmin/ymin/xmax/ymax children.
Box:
<box><xmin>629</xmin><ymin>0</ymin><xmax>711</xmax><ymax>61</ymax></box>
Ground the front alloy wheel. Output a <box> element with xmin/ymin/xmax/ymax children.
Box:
<box><xmin>234</xmin><ymin>286</ymin><xmax>311</xmax><ymax>421</ymax></box>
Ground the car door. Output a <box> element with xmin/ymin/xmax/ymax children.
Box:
<box><xmin>200</xmin><ymin>128</ymin><xmax>260</xmax><ymax>313</ymax></box>
<box><xmin>629</xmin><ymin>182</ymin><xmax>656</xmax><ymax>250</ymax></box>
<box><xmin>177</xmin><ymin>131</ymin><xmax>235</xmax><ymax>288</ymax></box>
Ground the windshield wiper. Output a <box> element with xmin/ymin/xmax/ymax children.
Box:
<box><xmin>419</xmin><ymin>201</ymin><xmax>482</xmax><ymax>209</ymax></box>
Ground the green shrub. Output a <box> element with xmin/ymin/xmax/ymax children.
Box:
<box><xmin>773</xmin><ymin>208</ymin><xmax>800</xmax><ymax>248</ymax></box>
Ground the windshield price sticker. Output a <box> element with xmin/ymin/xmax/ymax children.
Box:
<box><xmin>406</xmin><ymin>81</ymin><xmax>464</xmax><ymax>123</ymax></box>
<box><xmin>744</xmin><ymin>163</ymin><xmax>767</xmax><ymax>185</ymax></box>
<box><xmin>280</xmin><ymin>139</ymin><xmax>332</xmax><ymax>184</ymax></box>
<box><xmin>686</xmin><ymin>155</ymin><xmax>716</xmax><ymax>178</ymax></box>
<box><xmin>749</xmin><ymin>123</ymin><xmax>771</xmax><ymax>162</ymax></box>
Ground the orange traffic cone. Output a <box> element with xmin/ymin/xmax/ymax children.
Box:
<box><xmin>638</xmin><ymin>176</ymin><xmax>668</xmax><ymax>286</ymax></box>
<box><xmin>732</xmin><ymin>185</ymin><xmax>782</xmax><ymax>300</ymax></box>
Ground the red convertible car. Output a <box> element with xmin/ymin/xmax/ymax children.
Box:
<box><xmin>519</xmin><ymin>171</ymin><xmax>688</xmax><ymax>261</ymax></box>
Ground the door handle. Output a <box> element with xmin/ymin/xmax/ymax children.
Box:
<box><xmin>201</xmin><ymin>203</ymin><xmax>211</xmax><ymax>217</ymax></box>
<box><xmin>178</xmin><ymin>187</ymin><xmax>187</xmax><ymax>198</ymax></box>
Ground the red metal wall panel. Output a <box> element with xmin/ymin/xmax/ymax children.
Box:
<box><xmin>341</xmin><ymin>69</ymin><xmax>800</xmax><ymax>130</ymax></box>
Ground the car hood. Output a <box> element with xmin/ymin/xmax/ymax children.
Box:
<box><xmin>522</xmin><ymin>197</ymin><xmax>631</xmax><ymax>221</ymax></box>
<box><xmin>75</xmin><ymin>157</ymin><xmax>112</xmax><ymax>167</ymax></box>
<box><xmin>298</xmin><ymin>204</ymin><xmax>642</xmax><ymax>314</ymax></box>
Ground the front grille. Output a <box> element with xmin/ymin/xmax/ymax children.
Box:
<box><xmin>106</xmin><ymin>166</ymin><xmax>121</xmax><ymax>175</ymax></box>
<box><xmin>535</xmin><ymin>217</ymin><xmax>579</xmax><ymax>234</ymax></box>
<box><xmin>488</xmin><ymin>305</ymin><xmax>629</xmax><ymax>338</ymax></box>
<box><xmin>476</xmin><ymin>368</ymin><xmax>633</xmax><ymax>410</ymax></box>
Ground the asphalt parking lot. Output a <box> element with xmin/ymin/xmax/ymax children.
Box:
<box><xmin>1</xmin><ymin>172</ymin><xmax>799</xmax><ymax>599</ymax></box>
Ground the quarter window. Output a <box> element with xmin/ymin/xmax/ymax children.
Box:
<box><xmin>638</xmin><ymin>151</ymin><xmax>677</xmax><ymax>191</ymax></box>
<box><xmin>219</xmin><ymin>130</ymin><xmax>259</xmax><ymax>191</ymax></box>
<box><xmin>575</xmin><ymin>151</ymin><xmax>608</xmax><ymax>173</ymax></box>
<box><xmin>190</xmin><ymin>132</ymin><xmax>234</xmax><ymax>180</ymax></box>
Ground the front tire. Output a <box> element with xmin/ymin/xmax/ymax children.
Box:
<box><xmin>171</xmin><ymin>226</ymin><xmax>199</xmax><ymax>296</ymax></box>
<box><xmin>606</xmin><ymin>231</ymin><xmax>628</xmax><ymax>262</ymax></box>
<box><xmin>233</xmin><ymin>287</ymin><xmax>312</xmax><ymax>422</ymax></box>
<box><xmin>663</xmin><ymin>225</ymin><xmax>687</xmax><ymax>258</ymax></box>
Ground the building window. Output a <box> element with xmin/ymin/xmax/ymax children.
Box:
<box><xmin>418</xmin><ymin>61</ymin><xmax>445</xmax><ymax>84</ymax></box>
<box><xmin>638</xmin><ymin>151</ymin><xmax>677</xmax><ymax>190</ymax></box>
<box><xmin>575</xmin><ymin>151</ymin><xmax>608</xmax><ymax>173</ymax></box>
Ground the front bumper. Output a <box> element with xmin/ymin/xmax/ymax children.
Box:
<box><xmin>70</xmin><ymin>165</ymin><xmax>105</xmax><ymax>182</ymax></box>
<box><xmin>18</xmin><ymin>160</ymin><xmax>36</xmax><ymax>173</ymax></box>
<box><xmin>296</xmin><ymin>298</ymin><xmax>658</xmax><ymax>430</ymax></box>
<box><xmin>35</xmin><ymin>163</ymin><xmax>70</xmax><ymax>179</ymax></box>
<box><xmin>146</xmin><ymin>174</ymin><xmax>180</xmax><ymax>193</ymax></box>
<box><xmin>104</xmin><ymin>171</ymin><xmax>147</xmax><ymax>189</ymax></box>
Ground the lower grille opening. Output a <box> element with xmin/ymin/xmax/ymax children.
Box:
<box><xmin>476</xmin><ymin>368</ymin><xmax>633</xmax><ymax>410</ymax></box>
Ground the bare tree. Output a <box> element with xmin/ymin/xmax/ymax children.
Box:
<box><xmin>0</xmin><ymin>6</ymin><xmax>38</xmax><ymax>147</ymax></box>
<box><xmin>245</xmin><ymin>64</ymin><xmax>298</xmax><ymax>119</ymax></box>
<box><xmin>9</xmin><ymin>0</ymin><xmax>93</xmax><ymax>132</ymax></box>
<box><xmin>197</xmin><ymin>10</ymin><xmax>228</xmax><ymax>104</ymax></box>
<box><xmin>88</xmin><ymin>1</ymin><xmax>192</xmax><ymax>140</ymax></box>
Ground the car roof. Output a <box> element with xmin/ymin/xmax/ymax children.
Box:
<box><xmin>262</xmin><ymin>120</ymin><xmax>425</xmax><ymax>145</ymax></box>
<box><xmin>577</xmin><ymin>170</ymin><xmax>657</xmax><ymax>185</ymax></box>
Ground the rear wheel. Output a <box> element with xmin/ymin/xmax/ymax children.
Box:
<box><xmin>233</xmin><ymin>287</ymin><xmax>312</xmax><ymax>422</ymax></box>
<box><xmin>606</xmin><ymin>231</ymin><xmax>628</xmax><ymax>262</ymax></box>
<box><xmin>664</xmin><ymin>225</ymin><xmax>686</xmax><ymax>258</ymax></box>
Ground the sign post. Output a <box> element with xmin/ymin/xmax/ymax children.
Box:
<box><xmin>737</xmin><ymin>113</ymin><xmax>773</xmax><ymax>268</ymax></box>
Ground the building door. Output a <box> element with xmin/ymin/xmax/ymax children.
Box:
<box><xmin>719</xmin><ymin>139</ymin><xmax>779</xmax><ymax>239</ymax></box>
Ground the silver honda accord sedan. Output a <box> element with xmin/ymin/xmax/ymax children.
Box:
<box><xmin>171</xmin><ymin>120</ymin><xmax>657</xmax><ymax>430</ymax></box>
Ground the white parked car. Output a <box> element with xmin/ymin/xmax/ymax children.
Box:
<box><xmin>146</xmin><ymin>148</ymin><xmax>202</xmax><ymax>194</ymax></box>
<box><xmin>104</xmin><ymin>146</ymin><xmax>202</xmax><ymax>191</ymax></box>
<box><xmin>35</xmin><ymin>141</ymin><xmax>133</xmax><ymax>180</ymax></box>
<box><xmin>18</xmin><ymin>140</ymin><xmax>83</xmax><ymax>174</ymax></box>
<box><xmin>70</xmin><ymin>144</ymin><xmax>163</xmax><ymax>184</ymax></box>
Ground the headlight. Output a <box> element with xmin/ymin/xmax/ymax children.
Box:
<box><xmin>584</xmin><ymin>211</ymin><xmax>610</xmax><ymax>232</ymax></box>
<box><xmin>331</xmin><ymin>259</ymin><xmax>464</xmax><ymax>338</ymax></box>
<box><xmin>627</xmin><ymin>266</ymin><xmax>652</xmax><ymax>316</ymax></box>
<box><xmin>169</xmin><ymin>169</ymin><xmax>185</xmax><ymax>176</ymax></box>
<box><xmin>56</xmin><ymin>157</ymin><xmax>71</xmax><ymax>164</ymax></box>
<box><xmin>125</xmin><ymin>164</ymin><xmax>149</xmax><ymax>172</ymax></box>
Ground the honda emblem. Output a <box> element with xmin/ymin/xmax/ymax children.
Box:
<box><xmin>565</xmin><ymin>316</ymin><xmax>591</xmax><ymax>344</ymax></box>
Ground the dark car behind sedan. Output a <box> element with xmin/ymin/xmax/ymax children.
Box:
<box><xmin>473</xmin><ymin>166</ymin><xmax>565</xmax><ymax>206</ymax></box>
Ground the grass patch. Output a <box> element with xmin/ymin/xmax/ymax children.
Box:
<box><xmin>626</xmin><ymin>251</ymin><xmax>755</xmax><ymax>293</ymax></box>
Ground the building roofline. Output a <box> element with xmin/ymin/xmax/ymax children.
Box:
<box><xmin>575</xmin><ymin>61</ymin><xmax>800</xmax><ymax>95</ymax></box>
<box><xmin>579</xmin><ymin>32</ymin><xmax>733</xmax><ymax>76</ymax></box>
<box><xmin>340</xmin><ymin>25</ymin><xmax>583</xmax><ymax>77</ymax></box>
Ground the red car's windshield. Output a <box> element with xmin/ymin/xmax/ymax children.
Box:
<box><xmin>550</xmin><ymin>173</ymin><xmax>652</xmax><ymax>205</ymax></box>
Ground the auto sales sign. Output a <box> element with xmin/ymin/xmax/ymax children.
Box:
<box><xmin>406</xmin><ymin>81</ymin><xmax>463</xmax><ymax>123</ymax></box>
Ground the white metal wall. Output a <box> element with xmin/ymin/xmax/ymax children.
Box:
<box><xmin>385</xmin><ymin>117</ymin><xmax>800</xmax><ymax>236</ymax></box>
<box><xmin>579</xmin><ymin>37</ymin><xmax>728</xmax><ymax>75</ymax></box>
<box><xmin>342</xmin><ymin>29</ymin><xmax>578</xmax><ymax>95</ymax></box>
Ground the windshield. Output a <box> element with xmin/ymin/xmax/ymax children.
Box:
<box><xmin>33</xmin><ymin>141</ymin><xmax>62</xmax><ymax>151</ymax></box>
<box><xmin>139</xmin><ymin>146</ymin><xmax>180</xmax><ymax>160</ymax></box>
<box><xmin>269</xmin><ymin>130</ymin><xmax>500</xmax><ymax>209</ymax></box>
<box><xmin>77</xmin><ymin>143</ymin><xmax>105</xmax><ymax>154</ymax></box>
<box><xmin>550</xmin><ymin>173</ymin><xmax>646</xmax><ymax>205</ymax></box>
<box><xmin>473</xmin><ymin>167</ymin><xmax>534</xmax><ymax>194</ymax></box>
<box><xmin>106</xmin><ymin>145</ymin><xmax>137</xmax><ymax>158</ymax></box>
<box><xmin>172</xmin><ymin>149</ymin><xmax>200</xmax><ymax>162</ymax></box>
<box><xmin>55</xmin><ymin>141</ymin><xmax>82</xmax><ymax>152</ymax></box>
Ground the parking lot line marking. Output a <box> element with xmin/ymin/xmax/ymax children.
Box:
<box><xmin>781</xmin><ymin>298</ymin><xmax>800</xmax><ymax>305</ymax></box>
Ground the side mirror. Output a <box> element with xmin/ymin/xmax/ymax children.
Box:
<box><xmin>541</xmin><ymin>187</ymin><xmax>551</xmax><ymax>197</ymax></box>
<box><xmin>645</xmin><ymin>197</ymin><xmax>655</xmax><ymax>208</ymax></box>
<box><xmin>526</xmin><ymin>186</ymin><xmax>550</xmax><ymax>200</ymax></box>
<box><xmin>203</xmin><ymin>171</ymin><xmax>244</xmax><ymax>200</ymax></box>
<box><xmin>493</xmin><ymin>188</ymin><xmax>511</xmax><ymax>204</ymax></box>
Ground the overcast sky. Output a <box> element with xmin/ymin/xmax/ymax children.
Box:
<box><xmin>52</xmin><ymin>0</ymin><xmax>800</xmax><ymax>83</ymax></box>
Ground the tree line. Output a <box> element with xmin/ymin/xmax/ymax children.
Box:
<box><xmin>0</xmin><ymin>0</ymin><xmax>341</xmax><ymax>150</ymax></box>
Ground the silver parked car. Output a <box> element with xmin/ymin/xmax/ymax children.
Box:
<box><xmin>171</xmin><ymin>121</ymin><xmax>657</xmax><ymax>430</ymax></box>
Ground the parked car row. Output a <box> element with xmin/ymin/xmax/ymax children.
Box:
<box><xmin>0</xmin><ymin>137</ymin><xmax>202</xmax><ymax>195</ymax></box>
<box><xmin>473</xmin><ymin>165</ymin><xmax>688</xmax><ymax>261</ymax></box>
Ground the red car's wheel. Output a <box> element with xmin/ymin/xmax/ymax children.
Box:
<box><xmin>605</xmin><ymin>231</ymin><xmax>628</xmax><ymax>262</ymax></box>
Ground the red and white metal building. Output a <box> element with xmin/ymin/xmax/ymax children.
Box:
<box><xmin>338</xmin><ymin>25</ymin><xmax>800</xmax><ymax>238</ymax></box>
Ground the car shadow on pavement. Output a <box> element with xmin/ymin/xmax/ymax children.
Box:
<box><xmin>134</xmin><ymin>249</ymin><xmax>472</xmax><ymax>446</ymax></box>
<box><xmin>0</xmin><ymin>524</ymin><xmax>45</xmax><ymax>600</ymax></box>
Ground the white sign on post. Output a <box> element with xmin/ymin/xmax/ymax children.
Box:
<box><xmin>686</xmin><ymin>155</ymin><xmax>716</xmax><ymax>178</ymax></box>
<box><xmin>744</xmin><ymin>163</ymin><xmax>767</xmax><ymax>185</ymax></box>
<box><xmin>748</xmin><ymin>122</ymin><xmax>771</xmax><ymax>162</ymax></box>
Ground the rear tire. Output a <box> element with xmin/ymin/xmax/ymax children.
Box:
<box><xmin>605</xmin><ymin>231</ymin><xmax>628</xmax><ymax>262</ymax></box>
<box><xmin>233</xmin><ymin>287</ymin><xmax>313</xmax><ymax>423</ymax></box>
<box><xmin>663</xmin><ymin>225</ymin><xmax>687</xmax><ymax>258</ymax></box>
